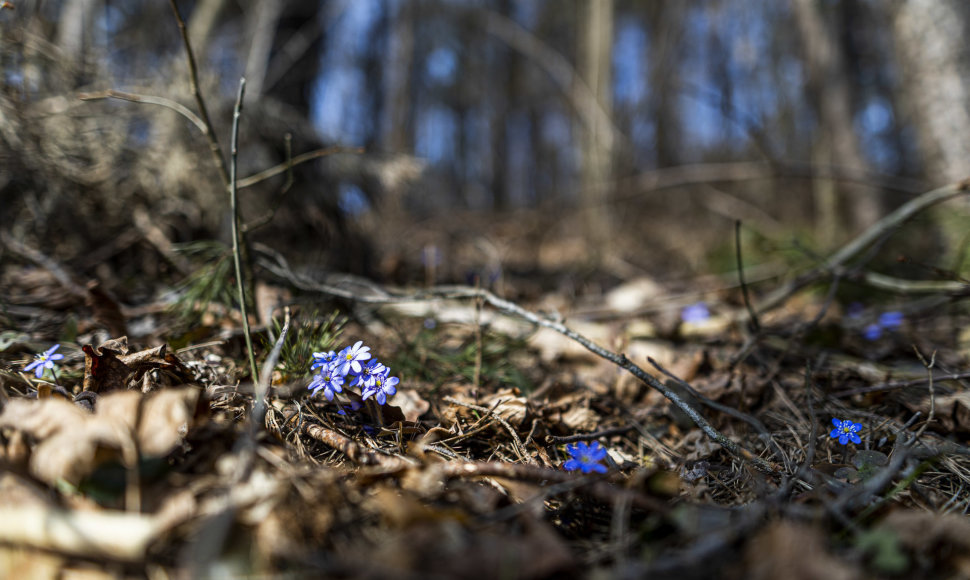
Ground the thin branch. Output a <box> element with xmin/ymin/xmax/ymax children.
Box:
<box><xmin>237</xmin><ymin>146</ymin><xmax>363</xmax><ymax>190</ymax></box>
<box><xmin>830</xmin><ymin>370</ymin><xmax>970</xmax><ymax>398</ymax></box>
<box><xmin>546</xmin><ymin>425</ymin><xmax>638</xmax><ymax>443</ymax></box>
<box><xmin>167</xmin><ymin>0</ymin><xmax>230</xmax><ymax>187</ymax></box>
<box><xmin>756</xmin><ymin>181</ymin><xmax>970</xmax><ymax>314</ymax></box>
<box><xmin>258</xmin><ymin>248</ymin><xmax>778</xmax><ymax>473</ymax></box>
<box><xmin>77</xmin><ymin>89</ymin><xmax>206</xmax><ymax>133</ymax></box>
<box><xmin>229</xmin><ymin>77</ymin><xmax>258</xmax><ymax>383</ymax></box>
<box><xmin>444</xmin><ymin>396</ymin><xmax>532</xmax><ymax>464</ymax></box>
<box><xmin>254</xmin><ymin>306</ymin><xmax>290</xmax><ymax>430</ymax></box>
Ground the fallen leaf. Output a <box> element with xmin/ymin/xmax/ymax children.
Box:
<box><xmin>744</xmin><ymin>520</ymin><xmax>857</xmax><ymax>580</ymax></box>
<box><xmin>82</xmin><ymin>336</ymin><xmax>194</xmax><ymax>393</ymax></box>
<box><xmin>0</xmin><ymin>388</ymin><xmax>202</xmax><ymax>486</ymax></box>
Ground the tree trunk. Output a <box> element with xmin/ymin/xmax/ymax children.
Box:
<box><xmin>892</xmin><ymin>0</ymin><xmax>970</xmax><ymax>270</ymax></box>
<box><xmin>381</xmin><ymin>0</ymin><xmax>414</xmax><ymax>153</ymax></box>
<box><xmin>793</xmin><ymin>0</ymin><xmax>882</xmax><ymax>242</ymax></box>
<box><xmin>893</xmin><ymin>0</ymin><xmax>970</xmax><ymax>182</ymax></box>
<box><xmin>576</xmin><ymin>0</ymin><xmax>614</xmax><ymax>262</ymax></box>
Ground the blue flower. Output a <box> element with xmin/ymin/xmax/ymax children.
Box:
<box><xmin>681</xmin><ymin>302</ymin><xmax>710</xmax><ymax>324</ymax></box>
<box><xmin>311</xmin><ymin>350</ymin><xmax>336</xmax><ymax>371</ymax></box>
<box><xmin>863</xmin><ymin>323</ymin><xmax>883</xmax><ymax>341</ymax></box>
<box><xmin>878</xmin><ymin>311</ymin><xmax>903</xmax><ymax>330</ymax></box>
<box><xmin>362</xmin><ymin>370</ymin><xmax>399</xmax><ymax>405</ymax></box>
<box><xmin>351</xmin><ymin>360</ymin><xmax>386</xmax><ymax>390</ymax></box>
<box><xmin>334</xmin><ymin>340</ymin><xmax>371</xmax><ymax>376</ymax></box>
<box><xmin>563</xmin><ymin>441</ymin><xmax>609</xmax><ymax>474</ymax></box>
<box><xmin>830</xmin><ymin>418</ymin><xmax>862</xmax><ymax>445</ymax></box>
<box><xmin>308</xmin><ymin>364</ymin><xmax>345</xmax><ymax>401</ymax></box>
<box><xmin>857</xmin><ymin>309</ymin><xmax>904</xmax><ymax>341</ymax></box>
<box><xmin>24</xmin><ymin>344</ymin><xmax>64</xmax><ymax>379</ymax></box>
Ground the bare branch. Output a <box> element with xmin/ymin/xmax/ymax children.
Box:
<box><xmin>77</xmin><ymin>89</ymin><xmax>206</xmax><ymax>133</ymax></box>
<box><xmin>167</xmin><ymin>0</ymin><xmax>231</xmax><ymax>187</ymax></box>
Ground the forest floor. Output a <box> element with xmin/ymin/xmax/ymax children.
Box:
<box><xmin>3</xmin><ymin>193</ymin><xmax>970</xmax><ymax>579</ymax></box>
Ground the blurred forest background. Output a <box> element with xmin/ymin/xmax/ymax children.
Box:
<box><xmin>3</xmin><ymin>0</ymin><xmax>970</xmax><ymax>303</ymax></box>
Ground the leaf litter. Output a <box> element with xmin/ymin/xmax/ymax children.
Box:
<box><xmin>4</xmin><ymin>259</ymin><xmax>970</xmax><ymax>578</ymax></box>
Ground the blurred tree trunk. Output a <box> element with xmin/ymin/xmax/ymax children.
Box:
<box><xmin>489</xmin><ymin>0</ymin><xmax>512</xmax><ymax>211</ymax></box>
<box><xmin>381</xmin><ymin>0</ymin><xmax>414</xmax><ymax>153</ymax></box>
<box><xmin>363</xmin><ymin>2</ymin><xmax>388</xmax><ymax>150</ymax></box>
<box><xmin>576</xmin><ymin>0</ymin><xmax>614</xmax><ymax>262</ymax></box>
<box><xmin>243</xmin><ymin>0</ymin><xmax>283</xmax><ymax>99</ymax></box>
<box><xmin>187</xmin><ymin>0</ymin><xmax>227</xmax><ymax>62</ymax></box>
<box><xmin>644</xmin><ymin>2</ymin><xmax>684</xmax><ymax>168</ymax></box>
<box><xmin>892</xmin><ymin>0</ymin><xmax>970</xmax><ymax>269</ymax></box>
<box><xmin>893</xmin><ymin>0</ymin><xmax>970</xmax><ymax>182</ymax></box>
<box><xmin>56</xmin><ymin>0</ymin><xmax>93</xmax><ymax>71</ymax></box>
<box><xmin>793</xmin><ymin>0</ymin><xmax>882</xmax><ymax>243</ymax></box>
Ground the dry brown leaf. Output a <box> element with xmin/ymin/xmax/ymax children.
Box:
<box><xmin>0</xmin><ymin>545</ymin><xmax>63</xmax><ymax>580</ymax></box>
<box><xmin>878</xmin><ymin>509</ymin><xmax>970</xmax><ymax>553</ymax></box>
<box><xmin>529</xmin><ymin>320</ymin><xmax>613</xmax><ymax>363</ymax></box>
<box><xmin>0</xmin><ymin>388</ymin><xmax>202</xmax><ymax>486</ymax></box>
<box><xmin>441</xmin><ymin>388</ymin><xmax>530</xmax><ymax>428</ymax></box>
<box><xmin>392</xmin><ymin>387</ymin><xmax>431</xmax><ymax>423</ymax></box>
<box><xmin>744</xmin><ymin>520</ymin><xmax>857</xmax><ymax>580</ymax></box>
<box><xmin>604</xmin><ymin>276</ymin><xmax>665</xmax><ymax>312</ymax></box>
<box><xmin>82</xmin><ymin>337</ymin><xmax>194</xmax><ymax>393</ymax></box>
<box><xmin>903</xmin><ymin>391</ymin><xmax>970</xmax><ymax>433</ymax></box>
<box><xmin>559</xmin><ymin>405</ymin><xmax>599</xmax><ymax>431</ymax></box>
<box><xmin>679</xmin><ymin>429</ymin><xmax>723</xmax><ymax>462</ymax></box>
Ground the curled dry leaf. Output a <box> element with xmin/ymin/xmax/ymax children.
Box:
<box><xmin>82</xmin><ymin>336</ymin><xmax>194</xmax><ymax>393</ymax></box>
<box><xmin>903</xmin><ymin>391</ymin><xmax>970</xmax><ymax>433</ymax></box>
<box><xmin>558</xmin><ymin>405</ymin><xmax>599</xmax><ymax>432</ymax></box>
<box><xmin>392</xmin><ymin>387</ymin><xmax>431</xmax><ymax>423</ymax></box>
<box><xmin>0</xmin><ymin>387</ymin><xmax>202</xmax><ymax>486</ymax></box>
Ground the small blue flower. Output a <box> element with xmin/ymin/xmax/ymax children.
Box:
<box><xmin>362</xmin><ymin>370</ymin><xmax>399</xmax><ymax>405</ymax></box>
<box><xmin>563</xmin><ymin>441</ymin><xmax>609</xmax><ymax>474</ymax></box>
<box><xmin>830</xmin><ymin>418</ymin><xmax>862</xmax><ymax>445</ymax></box>
<box><xmin>863</xmin><ymin>323</ymin><xmax>883</xmax><ymax>341</ymax></box>
<box><xmin>310</xmin><ymin>350</ymin><xmax>336</xmax><ymax>371</ymax></box>
<box><xmin>878</xmin><ymin>311</ymin><xmax>903</xmax><ymax>330</ymax></box>
<box><xmin>308</xmin><ymin>364</ymin><xmax>345</xmax><ymax>401</ymax></box>
<box><xmin>351</xmin><ymin>360</ymin><xmax>386</xmax><ymax>390</ymax></box>
<box><xmin>857</xmin><ymin>309</ymin><xmax>904</xmax><ymax>341</ymax></box>
<box><xmin>334</xmin><ymin>341</ymin><xmax>371</xmax><ymax>376</ymax></box>
<box><xmin>24</xmin><ymin>344</ymin><xmax>64</xmax><ymax>379</ymax></box>
<box><xmin>681</xmin><ymin>302</ymin><xmax>710</xmax><ymax>324</ymax></box>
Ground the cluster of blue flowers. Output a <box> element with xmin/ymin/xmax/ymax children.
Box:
<box><xmin>846</xmin><ymin>303</ymin><xmax>903</xmax><ymax>341</ymax></box>
<box><xmin>863</xmin><ymin>311</ymin><xmax>903</xmax><ymax>341</ymax></box>
<box><xmin>308</xmin><ymin>341</ymin><xmax>399</xmax><ymax>406</ymax></box>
